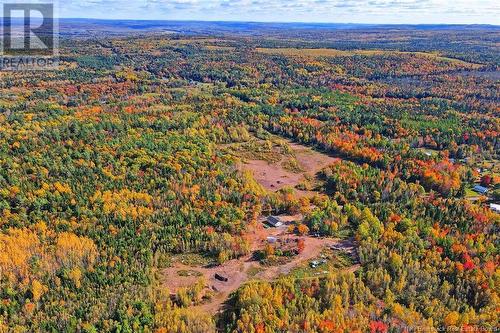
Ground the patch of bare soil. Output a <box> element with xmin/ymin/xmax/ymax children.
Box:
<box><xmin>241</xmin><ymin>159</ymin><xmax>304</xmax><ymax>191</ymax></box>
<box><xmin>238</xmin><ymin>140</ymin><xmax>339</xmax><ymax>195</ymax></box>
<box><xmin>288</xmin><ymin>142</ymin><xmax>339</xmax><ymax>174</ymax></box>
<box><xmin>162</xmin><ymin>217</ymin><xmax>358</xmax><ymax>315</ymax></box>
<box><xmin>162</xmin><ymin>140</ymin><xmax>352</xmax><ymax>314</ymax></box>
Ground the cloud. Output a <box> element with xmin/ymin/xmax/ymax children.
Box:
<box><xmin>37</xmin><ymin>0</ymin><xmax>500</xmax><ymax>24</ymax></box>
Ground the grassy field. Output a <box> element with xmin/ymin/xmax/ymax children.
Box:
<box><xmin>256</xmin><ymin>47</ymin><xmax>482</xmax><ymax>67</ymax></box>
<box><xmin>288</xmin><ymin>248</ymin><xmax>355</xmax><ymax>279</ymax></box>
<box><xmin>465</xmin><ymin>188</ymin><xmax>480</xmax><ymax>199</ymax></box>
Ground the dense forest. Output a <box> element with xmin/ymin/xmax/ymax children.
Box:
<box><xmin>0</xmin><ymin>25</ymin><xmax>498</xmax><ymax>332</ymax></box>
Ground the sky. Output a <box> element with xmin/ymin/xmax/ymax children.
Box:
<box><xmin>3</xmin><ymin>0</ymin><xmax>500</xmax><ymax>24</ymax></box>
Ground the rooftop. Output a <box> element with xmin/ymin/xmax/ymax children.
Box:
<box><xmin>473</xmin><ymin>185</ymin><xmax>489</xmax><ymax>194</ymax></box>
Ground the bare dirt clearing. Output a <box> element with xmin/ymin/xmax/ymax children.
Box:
<box><xmin>238</xmin><ymin>140</ymin><xmax>339</xmax><ymax>195</ymax></box>
<box><xmin>161</xmin><ymin>138</ymin><xmax>355</xmax><ymax>314</ymax></box>
<box><xmin>162</xmin><ymin>217</ymin><xmax>358</xmax><ymax>314</ymax></box>
<box><xmin>256</xmin><ymin>48</ymin><xmax>482</xmax><ymax>67</ymax></box>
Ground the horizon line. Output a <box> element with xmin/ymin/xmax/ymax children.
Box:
<box><xmin>6</xmin><ymin>16</ymin><xmax>499</xmax><ymax>27</ymax></box>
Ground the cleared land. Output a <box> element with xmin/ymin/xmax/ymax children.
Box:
<box><xmin>256</xmin><ymin>47</ymin><xmax>482</xmax><ymax>67</ymax></box>
<box><xmin>162</xmin><ymin>136</ymin><xmax>359</xmax><ymax>314</ymax></box>
<box><xmin>162</xmin><ymin>140</ymin><xmax>355</xmax><ymax>314</ymax></box>
<box><xmin>162</xmin><ymin>217</ymin><xmax>358</xmax><ymax>314</ymax></box>
<box><xmin>237</xmin><ymin>140</ymin><xmax>339</xmax><ymax>196</ymax></box>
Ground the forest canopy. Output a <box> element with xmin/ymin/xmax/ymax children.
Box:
<box><xmin>0</xmin><ymin>25</ymin><xmax>498</xmax><ymax>332</ymax></box>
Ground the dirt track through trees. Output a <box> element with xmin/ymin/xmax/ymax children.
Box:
<box><xmin>162</xmin><ymin>141</ymin><xmax>354</xmax><ymax>314</ymax></box>
<box><xmin>163</xmin><ymin>220</ymin><xmax>359</xmax><ymax>314</ymax></box>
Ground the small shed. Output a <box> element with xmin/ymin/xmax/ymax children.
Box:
<box><xmin>473</xmin><ymin>185</ymin><xmax>489</xmax><ymax>195</ymax></box>
<box><xmin>310</xmin><ymin>260</ymin><xmax>320</xmax><ymax>268</ymax></box>
<box><xmin>267</xmin><ymin>236</ymin><xmax>278</xmax><ymax>244</ymax></box>
<box><xmin>490</xmin><ymin>204</ymin><xmax>500</xmax><ymax>213</ymax></box>
<box><xmin>266</xmin><ymin>216</ymin><xmax>283</xmax><ymax>228</ymax></box>
<box><xmin>215</xmin><ymin>273</ymin><xmax>228</xmax><ymax>282</ymax></box>
<box><xmin>310</xmin><ymin>260</ymin><xmax>327</xmax><ymax>269</ymax></box>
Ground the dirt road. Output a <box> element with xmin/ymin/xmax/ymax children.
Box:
<box><xmin>163</xmin><ymin>219</ymin><xmax>358</xmax><ymax>314</ymax></box>
<box><xmin>161</xmin><ymin>140</ymin><xmax>352</xmax><ymax>314</ymax></box>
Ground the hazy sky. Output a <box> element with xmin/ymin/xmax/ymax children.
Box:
<box><xmin>5</xmin><ymin>0</ymin><xmax>500</xmax><ymax>24</ymax></box>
